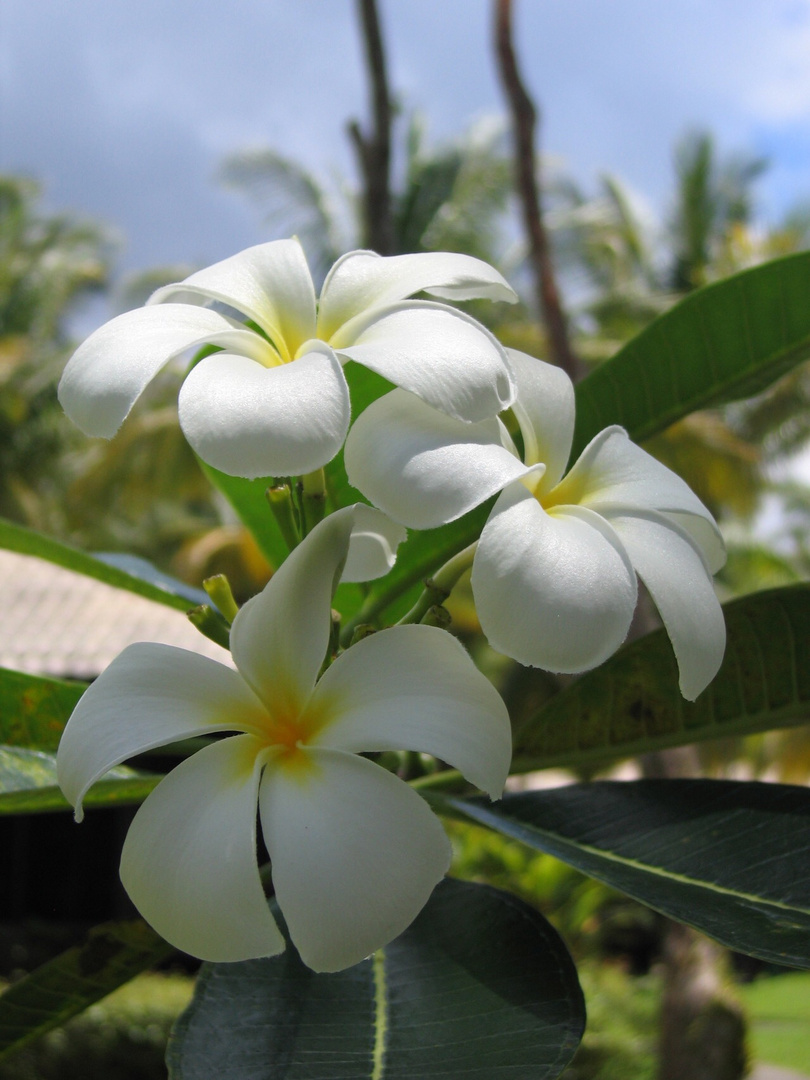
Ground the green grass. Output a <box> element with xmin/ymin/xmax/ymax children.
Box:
<box><xmin>738</xmin><ymin>970</ymin><xmax>810</xmax><ymax>1073</ymax></box>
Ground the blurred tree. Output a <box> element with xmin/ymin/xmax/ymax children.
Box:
<box><xmin>220</xmin><ymin>113</ymin><xmax>514</xmax><ymax>279</ymax></box>
<box><xmin>0</xmin><ymin>175</ymin><xmax>110</xmax><ymax>529</ymax></box>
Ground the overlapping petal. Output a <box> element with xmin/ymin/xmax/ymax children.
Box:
<box><xmin>507</xmin><ymin>349</ymin><xmax>575</xmax><ymax>485</ymax></box>
<box><xmin>317</xmin><ymin>249</ymin><xmax>517</xmax><ymax>341</ymax></box>
<box><xmin>608</xmin><ymin>511</ymin><xmax>726</xmax><ymax>699</ymax></box>
<box><xmin>553</xmin><ymin>427</ymin><xmax>726</xmax><ymax>573</ymax></box>
<box><xmin>150</xmin><ymin>239</ymin><xmax>317</xmax><ymax>360</ymax></box>
<box><xmin>56</xmin><ymin>642</ymin><xmax>267</xmax><ymax>820</ymax></box>
<box><xmin>342</xmin><ymin>503</ymin><xmax>407</xmax><ymax>582</ymax></box>
<box><xmin>259</xmin><ymin>748</ymin><xmax>451</xmax><ymax>972</ymax></box>
<box><xmin>334</xmin><ymin>301</ymin><xmax>515</xmax><ymax>422</ymax></box>
<box><xmin>177</xmin><ymin>344</ymin><xmax>350</xmax><ymax>479</ymax></box>
<box><xmin>57</xmin><ymin>304</ymin><xmax>268</xmax><ymax>438</ymax></box>
<box><xmin>120</xmin><ymin>735</ymin><xmax>285</xmax><ymax>963</ymax></box>
<box><xmin>229</xmin><ymin>507</ymin><xmax>358</xmax><ymax>715</ymax></box>
<box><xmin>311</xmin><ymin>624</ymin><xmax>511</xmax><ymax>798</ymax></box>
<box><xmin>345</xmin><ymin>388</ymin><xmax>527</xmax><ymax>529</ymax></box>
<box><xmin>472</xmin><ymin>484</ymin><xmax>638</xmax><ymax>673</ymax></box>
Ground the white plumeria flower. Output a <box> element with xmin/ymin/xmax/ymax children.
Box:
<box><xmin>345</xmin><ymin>351</ymin><xmax>727</xmax><ymax>700</ymax></box>
<box><xmin>58</xmin><ymin>239</ymin><xmax>518</xmax><ymax>479</ymax></box>
<box><xmin>57</xmin><ymin>505</ymin><xmax>511</xmax><ymax>972</ymax></box>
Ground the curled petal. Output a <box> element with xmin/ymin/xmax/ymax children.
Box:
<box><xmin>608</xmin><ymin>511</ymin><xmax>726</xmax><ymax>700</ymax></box>
<box><xmin>345</xmin><ymin>389</ymin><xmax>527</xmax><ymax>529</ymax></box>
<box><xmin>317</xmin><ymin>249</ymin><xmax>516</xmax><ymax>341</ymax></box>
<box><xmin>553</xmin><ymin>427</ymin><xmax>726</xmax><ymax>572</ymax></box>
<box><xmin>120</xmin><ymin>735</ymin><xmax>284</xmax><ymax>962</ymax></box>
<box><xmin>311</xmin><ymin>624</ymin><xmax>511</xmax><ymax>798</ymax></box>
<box><xmin>58</xmin><ymin>305</ymin><xmax>257</xmax><ymax>438</ymax></box>
<box><xmin>507</xmin><ymin>349</ymin><xmax>575</xmax><ymax>487</ymax></box>
<box><xmin>230</xmin><ymin>506</ymin><xmax>365</xmax><ymax>715</ymax></box>
<box><xmin>260</xmin><ymin>748</ymin><xmax>451</xmax><ymax>972</ymax></box>
<box><xmin>150</xmin><ymin>239</ymin><xmax>317</xmax><ymax>360</ymax></box>
<box><xmin>472</xmin><ymin>484</ymin><xmax>637</xmax><ymax>673</ymax></box>
<box><xmin>342</xmin><ymin>504</ymin><xmax>406</xmax><ymax>583</ymax></box>
<box><xmin>333</xmin><ymin>301</ymin><xmax>515</xmax><ymax>422</ymax></box>
<box><xmin>57</xmin><ymin>643</ymin><xmax>267</xmax><ymax>820</ymax></box>
<box><xmin>178</xmin><ymin>344</ymin><xmax>350</xmax><ymax>478</ymax></box>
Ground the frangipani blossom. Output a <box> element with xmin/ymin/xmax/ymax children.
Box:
<box><xmin>57</xmin><ymin>506</ymin><xmax>511</xmax><ymax>972</ymax></box>
<box><xmin>345</xmin><ymin>352</ymin><xmax>726</xmax><ymax>700</ymax></box>
<box><xmin>58</xmin><ymin>239</ymin><xmax>518</xmax><ymax>479</ymax></box>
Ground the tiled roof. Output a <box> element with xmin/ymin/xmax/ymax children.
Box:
<box><xmin>0</xmin><ymin>550</ymin><xmax>232</xmax><ymax>680</ymax></box>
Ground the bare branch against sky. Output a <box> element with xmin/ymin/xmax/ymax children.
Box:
<box><xmin>494</xmin><ymin>0</ymin><xmax>579</xmax><ymax>382</ymax></box>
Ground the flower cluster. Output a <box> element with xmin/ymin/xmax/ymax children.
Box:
<box><xmin>59</xmin><ymin>239</ymin><xmax>517</xmax><ymax>478</ymax></box>
<box><xmin>344</xmin><ymin>349</ymin><xmax>726</xmax><ymax>700</ymax></box>
<box><xmin>57</xmin><ymin>241</ymin><xmax>726</xmax><ymax>972</ymax></box>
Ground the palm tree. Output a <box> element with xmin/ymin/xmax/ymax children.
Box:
<box><xmin>219</xmin><ymin>114</ymin><xmax>515</xmax><ymax>281</ymax></box>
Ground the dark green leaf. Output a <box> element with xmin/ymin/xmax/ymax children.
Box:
<box><xmin>514</xmin><ymin>584</ymin><xmax>810</xmax><ymax>770</ymax></box>
<box><xmin>453</xmin><ymin>780</ymin><xmax>810</xmax><ymax>968</ymax></box>
<box><xmin>0</xmin><ymin>920</ymin><xmax>174</xmax><ymax>1059</ymax></box>
<box><xmin>572</xmin><ymin>251</ymin><xmax>810</xmax><ymax>457</ymax></box>
<box><xmin>0</xmin><ymin>518</ymin><xmax>192</xmax><ymax>613</ymax></box>
<box><xmin>0</xmin><ymin>746</ymin><xmax>159</xmax><ymax>814</ymax></box>
<box><xmin>169</xmin><ymin>878</ymin><xmax>584</xmax><ymax>1080</ymax></box>
<box><xmin>0</xmin><ymin>666</ymin><xmax>85</xmax><ymax>751</ymax></box>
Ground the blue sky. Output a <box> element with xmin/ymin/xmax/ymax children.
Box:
<box><xmin>2</xmin><ymin>0</ymin><xmax>810</xmax><ymax>283</ymax></box>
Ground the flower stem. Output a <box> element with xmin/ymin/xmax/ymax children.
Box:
<box><xmin>299</xmin><ymin>469</ymin><xmax>327</xmax><ymax>536</ymax></box>
<box><xmin>339</xmin><ymin>539</ymin><xmax>479</xmax><ymax>646</ymax></box>
<box><xmin>203</xmin><ymin>574</ymin><xmax>239</xmax><ymax>623</ymax></box>
<box><xmin>266</xmin><ymin>482</ymin><xmax>300</xmax><ymax>551</ymax></box>
<box><xmin>395</xmin><ymin>542</ymin><xmax>477</xmax><ymax>626</ymax></box>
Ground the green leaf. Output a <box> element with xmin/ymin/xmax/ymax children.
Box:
<box><xmin>453</xmin><ymin>780</ymin><xmax>810</xmax><ymax>968</ymax></box>
<box><xmin>0</xmin><ymin>920</ymin><xmax>174</xmax><ymax>1060</ymax></box>
<box><xmin>198</xmin><ymin>462</ymin><xmax>290</xmax><ymax>570</ymax></box>
<box><xmin>0</xmin><ymin>666</ymin><xmax>85</xmax><ymax>751</ymax></box>
<box><xmin>0</xmin><ymin>746</ymin><xmax>159</xmax><ymax>814</ymax></box>
<box><xmin>168</xmin><ymin>878</ymin><xmax>585</xmax><ymax>1080</ymax></box>
<box><xmin>0</xmin><ymin>517</ymin><xmax>193</xmax><ymax>613</ymax></box>
<box><xmin>513</xmin><ymin>584</ymin><xmax>810</xmax><ymax>770</ymax></box>
<box><xmin>572</xmin><ymin>251</ymin><xmax>810</xmax><ymax>457</ymax></box>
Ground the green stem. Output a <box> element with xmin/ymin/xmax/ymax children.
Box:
<box><xmin>266</xmin><ymin>483</ymin><xmax>300</xmax><ymax>551</ymax></box>
<box><xmin>299</xmin><ymin>468</ymin><xmax>327</xmax><ymax>536</ymax></box>
<box><xmin>203</xmin><ymin>574</ymin><xmax>239</xmax><ymax>623</ymax></box>
<box><xmin>187</xmin><ymin>605</ymin><xmax>231</xmax><ymax>649</ymax></box>
<box><xmin>395</xmin><ymin>542</ymin><xmax>477</xmax><ymax>626</ymax></box>
<box><xmin>409</xmin><ymin>769</ymin><xmax>464</xmax><ymax>793</ymax></box>
<box><xmin>339</xmin><ymin>531</ymin><xmax>480</xmax><ymax>646</ymax></box>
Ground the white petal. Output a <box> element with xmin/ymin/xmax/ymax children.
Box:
<box><xmin>554</xmin><ymin>427</ymin><xmax>726</xmax><ymax>573</ymax></box>
<box><xmin>229</xmin><ymin>506</ymin><xmax>359</xmax><ymax>714</ymax></box>
<box><xmin>120</xmin><ymin>735</ymin><xmax>284</xmax><ymax>962</ymax></box>
<box><xmin>58</xmin><ymin>305</ymin><xmax>261</xmax><ymax>438</ymax></box>
<box><xmin>333</xmin><ymin>301</ymin><xmax>516</xmax><ymax>421</ymax></box>
<box><xmin>317</xmin><ymin>249</ymin><xmax>517</xmax><ymax>341</ymax></box>
<box><xmin>608</xmin><ymin>511</ymin><xmax>727</xmax><ymax>700</ymax></box>
<box><xmin>472</xmin><ymin>484</ymin><xmax>637</xmax><ymax>672</ymax></box>
<box><xmin>150</xmin><ymin>239</ymin><xmax>317</xmax><ymax>360</ymax></box>
<box><xmin>342</xmin><ymin>504</ymin><xmax>406</xmax><ymax>582</ymax></box>
<box><xmin>346</xmin><ymin>389</ymin><xmax>528</xmax><ymax>528</ymax></box>
<box><xmin>57</xmin><ymin>643</ymin><xmax>267</xmax><ymax>820</ymax></box>
<box><xmin>177</xmin><ymin>344</ymin><xmax>350</xmax><ymax>478</ymax></box>
<box><xmin>507</xmin><ymin>349</ymin><xmax>576</xmax><ymax>487</ymax></box>
<box><xmin>310</xmin><ymin>624</ymin><xmax>511</xmax><ymax>798</ymax></box>
<box><xmin>259</xmin><ymin>748</ymin><xmax>450</xmax><ymax>972</ymax></box>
